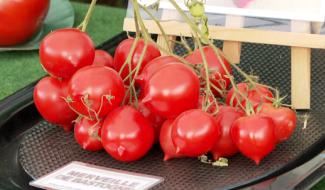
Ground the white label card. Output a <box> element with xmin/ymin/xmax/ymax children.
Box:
<box><xmin>159</xmin><ymin>0</ymin><xmax>325</xmax><ymax>22</ymax></box>
<box><xmin>30</xmin><ymin>161</ymin><xmax>164</xmax><ymax>190</ymax></box>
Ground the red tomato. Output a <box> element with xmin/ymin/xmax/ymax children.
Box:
<box><xmin>231</xmin><ymin>115</ymin><xmax>276</xmax><ymax>165</ymax></box>
<box><xmin>113</xmin><ymin>38</ymin><xmax>161</xmax><ymax>81</ymax></box>
<box><xmin>93</xmin><ymin>50</ymin><xmax>114</xmax><ymax>68</ymax></box>
<box><xmin>211</xmin><ymin>106</ymin><xmax>244</xmax><ymax>160</ymax></box>
<box><xmin>33</xmin><ymin>77</ymin><xmax>77</xmax><ymax>131</ymax></box>
<box><xmin>142</xmin><ymin>63</ymin><xmax>200</xmax><ymax>118</ymax></box>
<box><xmin>74</xmin><ymin>118</ymin><xmax>103</xmax><ymax>151</ymax></box>
<box><xmin>259</xmin><ymin>103</ymin><xmax>297</xmax><ymax>142</ymax></box>
<box><xmin>185</xmin><ymin>46</ymin><xmax>232</xmax><ymax>97</ymax></box>
<box><xmin>101</xmin><ymin>106</ymin><xmax>155</xmax><ymax>162</ymax></box>
<box><xmin>67</xmin><ymin>65</ymin><xmax>125</xmax><ymax>119</ymax></box>
<box><xmin>135</xmin><ymin>56</ymin><xmax>179</xmax><ymax>88</ymax></box>
<box><xmin>138</xmin><ymin>101</ymin><xmax>165</xmax><ymax>142</ymax></box>
<box><xmin>226</xmin><ymin>83</ymin><xmax>273</xmax><ymax>109</ymax></box>
<box><xmin>172</xmin><ymin>109</ymin><xmax>220</xmax><ymax>157</ymax></box>
<box><xmin>159</xmin><ymin>119</ymin><xmax>183</xmax><ymax>161</ymax></box>
<box><xmin>40</xmin><ymin>28</ymin><xmax>95</xmax><ymax>79</ymax></box>
<box><xmin>0</xmin><ymin>0</ymin><xmax>50</xmax><ymax>46</ymax></box>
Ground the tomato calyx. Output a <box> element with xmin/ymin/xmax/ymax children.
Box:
<box><xmin>245</xmin><ymin>102</ymin><xmax>256</xmax><ymax>116</ymax></box>
<box><xmin>271</xmin><ymin>89</ymin><xmax>291</xmax><ymax>109</ymax></box>
<box><xmin>198</xmin><ymin>92</ymin><xmax>220</xmax><ymax>115</ymax></box>
<box><xmin>64</xmin><ymin>93</ymin><xmax>116</xmax><ymax>121</ymax></box>
<box><xmin>87</xmin><ymin>120</ymin><xmax>102</xmax><ymax>142</ymax></box>
<box><xmin>198</xmin><ymin>155</ymin><xmax>229</xmax><ymax>167</ymax></box>
<box><xmin>64</xmin><ymin>95</ymin><xmax>94</xmax><ymax>120</ymax></box>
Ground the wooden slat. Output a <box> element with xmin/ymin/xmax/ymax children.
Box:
<box><xmin>157</xmin><ymin>35</ymin><xmax>176</xmax><ymax>55</ymax></box>
<box><xmin>123</xmin><ymin>18</ymin><xmax>325</xmax><ymax>49</ymax></box>
<box><xmin>291</xmin><ymin>21</ymin><xmax>311</xmax><ymax>109</ymax></box>
<box><xmin>311</xmin><ymin>22</ymin><xmax>323</xmax><ymax>34</ymax></box>
<box><xmin>223</xmin><ymin>15</ymin><xmax>244</xmax><ymax>64</ymax></box>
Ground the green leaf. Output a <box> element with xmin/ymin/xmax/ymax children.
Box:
<box><xmin>0</xmin><ymin>0</ymin><xmax>74</xmax><ymax>52</ymax></box>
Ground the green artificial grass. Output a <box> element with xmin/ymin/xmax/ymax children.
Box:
<box><xmin>311</xmin><ymin>178</ymin><xmax>325</xmax><ymax>190</ymax></box>
<box><xmin>0</xmin><ymin>2</ymin><xmax>126</xmax><ymax>100</ymax></box>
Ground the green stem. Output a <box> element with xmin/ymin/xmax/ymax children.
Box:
<box><xmin>180</xmin><ymin>35</ymin><xmax>193</xmax><ymax>53</ymax></box>
<box><xmin>140</xmin><ymin>5</ymin><xmax>172</xmax><ymax>53</ymax></box>
<box><xmin>135</xmin><ymin>0</ymin><xmax>199</xmax><ymax>69</ymax></box>
<box><xmin>78</xmin><ymin>0</ymin><xmax>97</xmax><ymax>32</ymax></box>
<box><xmin>119</xmin><ymin>37</ymin><xmax>140</xmax><ymax>76</ymax></box>
<box><xmin>169</xmin><ymin>0</ymin><xmax>270</xmax><ymax>115</ymax></box>
<box><xmin>63</xmin><ymin>97</ymin><xmax>93</xmax><ymax>121</ymax></box>
<box><xmin>130</xmin><ymin>42</ymin><xmax>149</xmax><ymax>107</ymax></box>
<box><xmin>195</xmin><ymin>37</ymin><xmax>212</xmax><ymax>109</ymax></box>
<box><xmin>170</xmin><ymin>0</ymin><xmax>249</xmax><ymax>113</ymax></box>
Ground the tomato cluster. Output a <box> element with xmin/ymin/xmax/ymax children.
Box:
<box><xmin>34</xmin><ymin>28</ymin><xmax>297</xmax><ymax>165</ymax></box>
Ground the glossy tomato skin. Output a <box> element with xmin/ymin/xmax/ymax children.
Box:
<box><xmin>211</xmin><ymin>106</ymin><xmax>244</xmax><ymax>160</ymax></box>
<box><xmin>259</xmin><ymin>103</ymin><xmax>297</xmax><ymax>142</ymax></box>
<box><xmin>93</xmin><ymin>50</ymin><xmax>114</xmax><ymax>68</ymax></box>
<box><xmin>113</xmin><ymin>38</ymin><xmax>161</xmax><ymax>80</ymax></box>
<box><xmin>138</xmin><ymin>101</ymin><xmax>165</xmax><ymax>142</ymax></box>
<box><xmin>74</xmin><ymin>118</ymin><xmax>103</xmax><ymax>151</ymax></box>
<box><xmin>101</xmin><ymin>106</ymin><xmax>155</xmax><ymax>162</ymax></box>
<box><xmin>226</xmin><ymin>83</ymin><xmax>273</xmax><ymax>109</ymax></box>
<box><xmin>159</xmin><ymin>119</ymin><xmax>183</xmax><ymax>161</ymax></box>
<box><xmin>34</xmin><ymin>77</ymin><xmax>77</xmax><ymax>131</ymax></box>
<box><xmin>0</xmin><ymin>0</ymin><xmax>50</xmax><ymax>46</ymax></box>
<box><xmin>172</xmin><ymin>109</ymin><xmax>220</xmax><ymax>157</ymax></box>
<box><xmin>142</xmin><ymin>63</ymin><xmax>200</xmax><ymax>119</ymax></box>
<box><xmin>67</xmin><ymin>65</ymin><xmax>125</xmax><ymax>118</ymax></box>
<box><xmin>135</xmin><ymin>56</ymin><xmax>179</xmax><ymax>88</ymax></box>
<box><xmin>231</xmin><ymin>115</ymin><xmax>276</xmax><ymax>165</ymax></box>
<box><xmin>40</xmin><ymin>28</ymin><xmax>95</xmax><ymax>79</ymax></box>
<box><xmin>185</xmin><ymin>46</ymin><xmax>232</xmax><ymax>97</ymax></box>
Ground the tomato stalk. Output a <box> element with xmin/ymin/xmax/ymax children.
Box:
<box><xmin>77</xmin><ymin>0</ymin><xmax>97</xmax><ymax>32</ymax></box>
<box><xmin>138</xmin><ymin>5</ymin><xmax>196</xmax><ymax>68</ymax></box>
<box><xmin>169</xmin><ymin>0</ymin><xmax>286</xmax><ymax>113</ymax></box>
<box><xmin>63</xmin><ymin>96</ymin><xmax>94</xmax><ymax>121</ymax></box>
<box><xmin>126</xmin><ymin>41</ymin><xmax>149</xmax><ymax>107</ymax></box>
<box><xmin>162</xmin><ymin>0</ymin><xmax>220</xmax><ymax>112</ymax></box>
<box><xmin>139</xmin><ymin>4</ymin><xmax>172</xmax><ymax>54</ymax></box>
<box><xmin>121</xmin><ymin>0</ymin><xmax>152</xmax><ymax>107</ymax></box>
<box><xmin>133</xmin><ymin>0</ymin><xmax>287</xmax><ymax>115</ymax></box>
<box><xmin>87</xmin><ymin>120</ymin><xmax>102</xmax><ymax>142</ymax></box>
<box><xmin>80</xmin><ymin>94</ymin><xmax>100</xmax><ymax>121</ymax></box>
<box><xmin>168</xmin><ymin>0</ymin><xmax>248</xmax><ymax>111</ymax></box>
<box><xmin>136</xmin><ymin>0</ymin><xmax>227</xmax><ymax>113</ymax></box>
<box><xmin>194</xmin><ymin>37</ymin><xmax>216</xmax><ymax>112</ymax></box>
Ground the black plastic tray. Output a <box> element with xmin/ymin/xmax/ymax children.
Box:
<box><xmin>0</xmin><ymin>32</ymin><xmax>324</xmax><ymax>190</ymax></box>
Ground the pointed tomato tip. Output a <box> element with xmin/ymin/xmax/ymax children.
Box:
<box><xmin>163</xmin><ymin>155</ymin><xmax>170</xmax><ymax>161</ymax></box>
<box><xmin>254</xmin><ymin>159</ymin><xmax>261</xmax><ymax>165</ymax></box>
<box><xmin>175</xmin><ymin>147</ymin><xmax>181</xmax><ymax>154</ymax></box>
<box><xmin>117</xmin><ymin>145</ymin><xmax>126</xmax><ymax>156</ymax></box>
<box><xmin>61</xmin><ymin>124</ymin><xmax>73</xmax><ymax>132</ymax></box>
